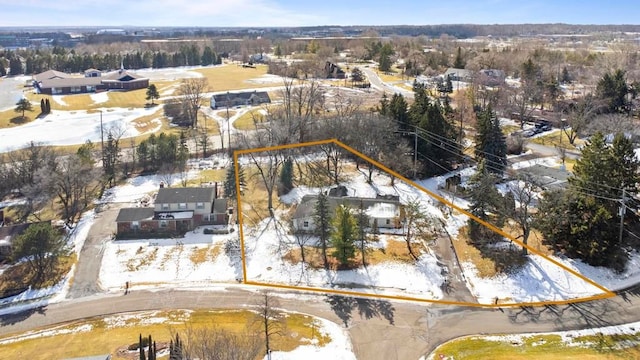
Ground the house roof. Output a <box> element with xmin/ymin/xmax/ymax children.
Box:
<box><xmin>444</xmin><ymin>67</ymin><xmax>473</xmax><ymax>79</ymax></box>
<box><xmin>115</xmin><ymin>208</ymin><xmax>155</xmax><ymax>222</ymax></box>
<box><xmin>33</xmin><ymin>69</ymin><xmax>69</xmax><ymax>82</ymax></box>
<box><xmin>212</xmin><ymin>91</ymin><xmax>270</xmax><ymax>103</ymax></box>
<box><xmin>293</xmin><ymin>195</ymin><xmax>401</xmax><ymax>220</ymax></box>
<box><xmin>39</xmin><ymin>77</ymin><xmax>103</xmax><ymax>89</ymax></box>
<box><xmin>101</xmin><ymin>70</ymin><xmax>147</xmax><ymax>82</ymax></box>
<box><xmin>155</xmin><ymin>187</ymin><xmax>216</xmax><ymax>205</ymax></box>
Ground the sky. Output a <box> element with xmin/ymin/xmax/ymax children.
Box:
<box><xmin>1</xmin><ymin>0</ymin><xmax>639</xmax><ymax>28</ymax></box>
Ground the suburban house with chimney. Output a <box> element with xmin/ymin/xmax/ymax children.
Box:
<box><xmin>33</xmin><ymin>67</ymin><xmax>149</xmax><ymax>95</ymax></box>
<box><xmin>115</xmin><ymin>186</ymin><xmax>230</xmax><ymax>239</ymax></box>
<box><xmin>292</xmin><ymin>194</ymin><xmax>403</xmax><ymax>233</ymax></box>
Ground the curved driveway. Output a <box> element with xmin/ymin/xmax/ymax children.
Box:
<box><xmin>1</xmin><ymin>285</ymin><xmax>640</xmax><ymax>359</ymax></box>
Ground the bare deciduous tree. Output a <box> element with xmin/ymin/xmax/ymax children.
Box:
<box><xmin>506</xmin><ymin>175</ymin><xmax>539</xmax><ymax>256</ymax></box>
<box><xmin>178</xmin><ymin>78</ymin><xmax>209</xmax><ymax>128</ymax></box>
<box><xmin>253</xmin><ymin>291</ymin><xmax>285</xmax><ymax>359</ymax></box>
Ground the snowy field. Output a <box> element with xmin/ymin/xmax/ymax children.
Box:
<box><xmin>0</xmin><ymin>107</ymin><xmax>162</xmax><ymax>152</ymax></box>
<box><xmin>98</xmin><ymin>229</ymin><xmax>241</xmax><ymax>291</ymax></box>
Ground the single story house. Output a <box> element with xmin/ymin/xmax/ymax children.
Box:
<box><xmin>115</xmin><ymin>187</ymin><xmax>230</xmax><ymax>239</ymax></box>
<box><xmin>210</xmin><ymin>91</ymin><xmax>271</xmax><ymax>109</ymax></box>
<box><xmin>33</xmin><ymin>68</ymin><xmax>149</xmax><ymax>95</ymax></box>
<box><xmin>444</xmin><ymin>67</ymin><xmax>473</xmax><ymax>82</ymax></box>
<box><xmin>292</xmin><ymin>194</ymin><xmax>403</xmax><ymax>233</ymax></box>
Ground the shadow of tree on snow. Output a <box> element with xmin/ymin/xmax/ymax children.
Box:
<box><xmin>326</xmin><ymin>294</ymin><xmax>395</xmax><ymax>327</ymax></box>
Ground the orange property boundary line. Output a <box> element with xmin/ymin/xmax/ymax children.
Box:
<box><xmin>233</xmin><ymin>139</ymin><xmax>615</xmax><ymax>308</ymax></box>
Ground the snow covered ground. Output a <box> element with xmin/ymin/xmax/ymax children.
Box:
<box><xmin>0</xmin><ymin>107</ymin><xmax>162</xmax><ymax>152</ymax></box>
<box><xmin>98</xmin><ymin>229</ymin><xmax>241</xmax><ymax>291</ymax></box>
<box><xmin>0</xmin><ymin>211</ymin><xmax>95</xmax><ymax>316</ymax></box>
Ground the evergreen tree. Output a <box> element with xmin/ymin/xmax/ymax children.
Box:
<box><xmin>279</xmin><ymin>157</ymin><xmax>294</xmax><ymax>195</ymax></box>
<box><xmin>224</xmin><ymin>158</ymin><xmax>246</xmax><ymax>199</ymax></box>
<box><xmin>453</xmin><ymin>47</ymin><xmax>466</xmax><ymax>68</ymax></box>
<box><xmin>313</xmin><ymin>192</ymin><xmax>331</xmax><ymax>269</ymax></box>
<box><xmin>350</xmin><ymin>67</ymin><xmax>365</xmax><ymax>83</ymax></box>
<box><xmin>9</xmin><ymin>56</ymin><xmax>22</xmax><ymax>75</ymax></box>
<box><xmin>466</xmin><ymin>160</ymin><xmax>506</xmax><ymax>244</ymax></box>
<box><xmin>356</xmin><ymin>200</ymin><xmax>369</xmax><ymax>267</ymax></box>
<box><xmin>40</xmin><ymin>98</ymin><xmax>45</xmax><ymax>114</ymax></box>
<box><xmin>474</xmin><ymin>105</ymin><xmax>507</xmax><ymax>176</ymax></box>
<box><xmin>145</xmin><ymin>84</ymin><xmax>160</xmax><ymax>105</ymax></box>
<box><xmin>378</xmin><ymin>43</ymin><xmax>394</xmax><ymax>72</ymax></box>
<box><xmin>389</xmin><ymin>93</ymin><xmax>409</xmax><ymax>130</ymax></box>
<box><xmin>274</xmin><ymin>44</ymin><xmax>282</xmax><ymax>58</ymax></box>
<box><xmin>331</xmin><ymin>205</ymin><xmax>357</xmax><ymax>268</ymax></box>
<box><xmin>201</xmin><ymin>46</ymin><xmax>216</xmax><ymax>66</ymax></box>
<box><xmin>596</xmin><ymin>69</ymin><xmax>629</xmax><ymax>113</ymax></box>
<box><xmin>45</xmin><ymin>98</ymin><xmax>51</xmax><ymax>113</ymax></box>
<box><xmin>139</xmin><ymin>334</ymin><xmax>146</xmax><ymax>360</ymax></box>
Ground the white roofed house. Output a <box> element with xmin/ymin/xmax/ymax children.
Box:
<box><xmin>292</xmin><ymin>194</ymin><xmax>403</xmax><ymax>233</ymax></box>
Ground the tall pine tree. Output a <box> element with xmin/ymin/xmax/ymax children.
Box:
<box><xmin>474</xmin><ymin>105</ymin><xmax>507</xmax><ymax>176</ymax></box>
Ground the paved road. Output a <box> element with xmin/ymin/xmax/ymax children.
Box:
<box><xmin>67</xmin><ymin>205</ymin><xmax>122</xmax><ymax>298</ymax></box>
<box><xmin>2</xmin><ymin>285</ymin><xmax>640</xmax><ymax>359</ymax></box>
<box><xmin>525</xmin><ymin>141</ymin><xmax>581</xmax><ymax>159</ymax></box>
<box><xmin>361</xmin><ymin>67</ymin><xmax>414</xmax><ymax>98</ymax></box>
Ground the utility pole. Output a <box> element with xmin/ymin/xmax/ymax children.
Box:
<box><xmin>226</xmin><ymin>92</ymin><xmax>231</xmax><ymax>150</ymax></box>
<box><xmin>619</xmin><ymin>188</ymin><xmax>627</xmax><ymax>244</ymax></box>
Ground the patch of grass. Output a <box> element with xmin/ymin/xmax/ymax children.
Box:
<box><xmin>0</xmin><ymin>309</ymin><xmax>330</xmax><ymax>360</ymax></box>
<box><xmin>0</xmin><ymin>109</ymin><xmax>38</xmax><ymax>128</ymax></box>
<box><xmin>431</xmin><ymin>333</ymin><xmax>640</xmax><ymax>360</ymax></box>
<box><xmin>0</xmin><ymin>254</ymin><xmax>76</xmax><ymax>297</ymax></box>
<box><xmin>232</xmin><ymin>108</ymin><xmax>270</xmax><ymax>130</ymax></box>
<box><xmin>452</xmin><ymin>224</ymin><xmax>527</xmax><ymax>278</ymax></box>
<box><xmin>126</xmin><ymin>247</ymin><xmax>159</xmax><ymax>272</ymax></box>
<box><xmin>529</xmin><ymin>130</ymin><xmax>585</xmax><ymax>150</ymax></box>
<box><xmin>131</xmin><ymin>108</ymin><xmax>164</xmax><ymax>133</ymax></box>
<box><xmin>190</xmin><ymin>244</ymin><xmax>222</xmax><ymax>265</ymax></box>
<box><xmin>502</xmin><ymin>125</ymin><xmax>521</xmax><ymax>136</ymax></box>
<box><xmin>240</xmin><ymin>168</ymin><xmax>282</xmax><ymax>225</ymax></box>
<box><xmin>193</xmin><ymin>65</ymin><xmax>273</xmax><ymax>91</ymax></box>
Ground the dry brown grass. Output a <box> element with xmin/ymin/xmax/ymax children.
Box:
<box><xmin>189</xmin><ymin>244</ymin><xmax>222</xmax><ymax>265</ymax></box>
<box><xmin>193</xmin><ymin>65</ymin><xmax>273</xmax><ymax>91</ymax></box>
<box><xmin>232</xmin><ymin>108</ymin><xmax>270</xmax><ymax>130</ymax></box>
<box><xmin>0</xmin><ymin>108</ymin><xmax>38</xmax><ymax>128</ymax></box>
<box><xmin>283</xmin><ymin>237</ymin><xmax>426</xmax><ymax>270</ymax></box>
<box><xmin>240</xmin><ymin>168</ymin><xmax>282</xmax><ymax>225</ymax></box>
<box><xmin>0</xmin><ymin>254</ymin><xmax>76</xmax><ymax>297</ymax></box>
<box><xmin>126</xmin><ymin>247</ymin><xmax>159</xmax><ymax>272</ymax></box>
<box><xmin>0</xmin><ymin>309</ymin><xmax>330</xmax><ymax>360</ymax></box>
<box><xmin>452</xmin><ymin>223</ymin><xmax>531</xmax><ymax>278</ymax></box>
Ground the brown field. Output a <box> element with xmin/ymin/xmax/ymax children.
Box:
<box><xmin>0</xmin><ymin>309</ymin><xmax>330</xmax><ymax>360</ymax></box>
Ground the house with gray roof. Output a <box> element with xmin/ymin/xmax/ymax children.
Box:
<box><xmin>210</xmin><ymin>91</ymin><xmax>271</xmax><ymax>109</ymax></box>
<box><xmin>292</xmin><ymin>194</ymin><xmax>403</xmax><ymax>233</ymax></box>
<box><xmin>115</xmin><ymin>186</ymin><xmax>230</xmax><ymax>239</ymax></box>
<box><xmin>33</xmin><ymin>68</ymin><xmax>149</xmax><ymax>95</ymax></box>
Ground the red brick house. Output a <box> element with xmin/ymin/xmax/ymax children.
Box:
<box><xmin>33</xmin><ymin>68</ymin><xmax>149</xmax><ymax>95</ymax></box>
<box><xmin>115</xmin><ymin>187</ymin><xmax>230</xmax><ymax>239</ymax></box>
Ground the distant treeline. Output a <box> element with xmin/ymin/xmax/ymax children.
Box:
<box><xmin>0</xmin><ymin>44</ymin><xmax>224</xmax><ymax>75</ymax></box>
